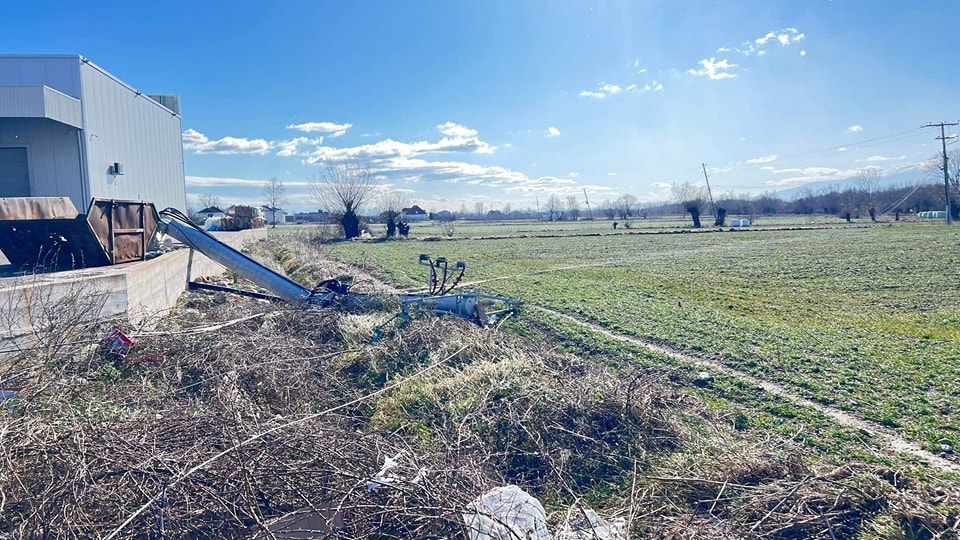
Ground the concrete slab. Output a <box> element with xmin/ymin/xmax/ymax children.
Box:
<box><xmin>0</xmin><ymin>228</ymin><xmax>267</xmax><ymax>343</ymax></box>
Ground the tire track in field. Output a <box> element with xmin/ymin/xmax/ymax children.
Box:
<box><xmin>531</xmin><ymin>305</ymin><xmax>960</xmax><ymax>475</ymax></box>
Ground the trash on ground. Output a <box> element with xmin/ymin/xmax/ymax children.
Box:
<box><xmin>556</xmin><ymin>508</ymin><xmax>626</xmax><ymax>540</ymax></box>
<box><xmin>102</xmin><ymin>329</ymin><xmax>136</xmax><ymax>357</ymax></box>
<box><xmin>463</xmin><ymin>485</ymin><xmax>550</xmax><ymax>540</ymax></box>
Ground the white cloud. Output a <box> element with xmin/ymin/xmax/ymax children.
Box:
<box><xmin>579</xmin><ymin>79</ymin><xmax>657</xmax><ymax>99</ymax></box>
<box><xmin>545</xmin><ymin>126</ymin><xmax>561</xmax><ymax>138</ymax></box>
<box><xmin>437</xmin><ymin>121</ymin><xmax>478</xmax><ymax>138</ymax></box>
<box><xmin>183</xmin><ymin>129</ymin><xmax>324</xmax><ymax>157</ymax></box>
<box><xmin>763</xmin><ymin>165</ymin><xmax>890</xmax><ymax>187</ymax></box>
<box><xmin>746</xmin><ymin>154</ymin><xmax>778</xmax><ymax>164</ymax></box>
<box><xmin>566</xmin><ymin>172</ymin><xmax>579</xmax><ymax>178</ymax></box>
<box><xmin>746</xmin><ymin>28</ymin><xmax>804</xmax><ymax>54</ymax></box>
<box><xmin>717</xmin><ymin>47</ymin><xmax>732</xmax><ymax>53</ymax></box>
<box><xmin>800</xmin><ymin>50</ymin><xmax>807</xmax><ymax>56</ymax></box>
<box><xmin>181</xmin><ymin>129</ymin><xmax>272</xmax><ymax>155</ymax></box>
<box><xmin>578</xmin><ymin>90</ymin><xmax>607</xmax><ymax>99</ymax></box>
<box><xmin>837</xmin><ymin>147</ymin><xmax>848</xmax><ymax>152</ymax></box>
<box><xmin>607</xmin><ymin>172</ymin><xmax>617</xmax><ymax>176</ymax></box>
<box><xmin>286</xmin><ymin>122</ymin><xmax>353</xmax><ymax>137</ymax></box>
<box><xmin>303</xmin><ymin>123</ymin><xmax>494</xmax><ymax>163</ymax></box>
<box><xmin>186</xmin><ymin>175</ymin><xmax>311</xmax><ymax>188</ymax></box>
<box><xmin>847</xmin><ymin>125</ymin><xmax>863</xmax><ymax>133</ymax></box>
<box><xmin>600</xmin><ymin>83</ymin><xmax>623</xmax><ymax>94</ymax></box>
<box><xmin>687</xmin><ymin>57</ymin><xmax>738</xmax><ymax>80</ymax></box>
<box><xmin>760</xmin><ymin>166</ymin><xmax>775</xmax><ymax>171</ymax></box>
<box><xmin>856</xmin><ymin>155</ymin><xmax>906</xmax><ymax>163</ymax></box>
<box><xmin>275</xmin><ymin>136</ymin><xmax>323</xmax><ymax>157</ymax></box>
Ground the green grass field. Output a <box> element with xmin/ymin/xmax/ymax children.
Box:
<box><xmin>314</xmin><ymin>222</ymin><xmax>960</xmax><ymax>458</ymax></box>
<box><xmin>272</xmin><ymin>213</ymin><xmax>855</xmax><ymax>238</ymax></box>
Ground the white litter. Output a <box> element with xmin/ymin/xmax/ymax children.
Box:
<box><xmin>366</xmin><ymin>450</ymin><xmax>407</xmax><ymax>492</ymax></box>
<box><xmin>556</xmin><ymin>508</ymin><xmax>626</xmax><ymax>540</ymax></box>
<box><xmin>463</xmin><ymin>485</ymin><xmax>551</xmax><ymax>540</ymax></box>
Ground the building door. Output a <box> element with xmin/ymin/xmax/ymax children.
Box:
<box><xmin>0</xmin><ymin>148</ymin><xmax>30</xmax><ymax>197</ymax></box>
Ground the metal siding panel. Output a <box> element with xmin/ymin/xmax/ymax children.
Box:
<box><xmin>80</xmin><ymin>63</ymin><xmax>186</xmax><ymax>212</ymax></box>
<box><xmin>0</xmin><ymin>57</ymin><xmax>82</xmax><ymax>98</ymax></box>
<box><xmin>0</xmin><ymin>87</ymin><xmax>44</xmax><ymax>117</ymax></box>
<box><xmin>42</xmin><ymin>87</ymin><xmax>83</xmax><ymax>128</ymax></box>
<box><xmin>0</xmin><ymin>118</ymin><xmax>84</xmax><ymax>208</ymax></box>
<box><xmin>0</xmin><ymin>87</ymin><xmax>83</xmax><ymax>128</ymax></box>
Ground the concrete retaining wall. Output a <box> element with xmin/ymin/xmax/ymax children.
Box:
<box><xmin>0</xmin><ymin>228</ymin><xmax>267</xmax><ymax>342</ymax></box>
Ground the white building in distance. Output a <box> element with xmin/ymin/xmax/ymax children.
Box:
<box><xmin>0</xmin><ymin>54</ymin><xmax>187</xmax><ymax>212</ymax></box>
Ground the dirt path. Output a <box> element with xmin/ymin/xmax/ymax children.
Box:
<box><xmin>531</xmin><ymin>305</ymin><xmax>960</xmax><ymax>476</ymax></box>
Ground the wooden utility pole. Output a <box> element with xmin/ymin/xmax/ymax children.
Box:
<box><xmin>922</xmin><ymin>121</ymin><xmax>959</xmax><ymax>224</ymax></box>
<box><xmin>701</xmin><ymin>163</ymin><xmax>718</xmax><ymax>223</ymax></box>
<box><xmin>583</xmin><ymin>188</ymin><xmax>594</xmax><ymax>220</ymax></box>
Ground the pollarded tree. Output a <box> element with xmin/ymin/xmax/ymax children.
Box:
<box><xmin>377</xmin><ymin>189</ymin><xmax>408</xmax><ymax>238</ymax></box>
<box><xmin>311</xmin><ymin>161</ymin><xmax>378</xmax><ymax>239</ymax></box>
<box><xmin>672</xmin><ymin>181</ymin><xmax>706</xmax><ymax>228</ymax></box>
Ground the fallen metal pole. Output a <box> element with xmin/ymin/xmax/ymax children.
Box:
<box><xmin>158</xmin><ymin>209</ymin><xmax>319</xmax><ymax>304</ymax></box>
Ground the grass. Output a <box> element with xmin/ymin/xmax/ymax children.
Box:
<box><xmin>316</xmin><ymin>222</ymin><xmax>960</xmax><ymax>457</ymax></box>
<box><xmin>270</xmin><ymin>212</ymin><xmax>853</xmax><ymax>239</ymax></box>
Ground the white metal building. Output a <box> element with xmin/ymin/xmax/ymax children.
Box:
<box><xmin>0</xmin><ymin>55</ymin><xmax>186</xmax><ymax>212</ymax></box>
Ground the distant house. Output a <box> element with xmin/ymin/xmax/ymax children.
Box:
<box><xmin>261</xmin><ymin>206</ymin><xmax>286</xmax><ymax>226</ymax></box>
<box><xmin>197</xmin><ymin>206</ymin><xmax>225</xmax><ymax>219</ymax></box>
<box><xmin>486</xmin><ymin>209</ymin><xmax>504</xmax><ymax>220</ymax></box>
<box><xmin>290</xmin><ymin>210</ymin><xmax>331</xmax><ymax>223</ymax></box>
<box><xmin>401</xmin><ymin>205</ymin><xmax>428</xmax><ymax>222</ymax></box>
<box><xmin>433</xmin><ymin>210</ymin><xmax>455</xmax><ymax>221</ymax></box>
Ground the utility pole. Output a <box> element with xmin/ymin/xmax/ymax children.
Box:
<box><xmin>583</xmin><ymin>188</ymin><xmax>594</xmax><ymax>220</ymax></box>
<box><xmin>535</xmin><ymin>196</ymin><xmax>540</xmax><ymax>221</ymax></box>
<box><xmin>922</xmin><ymin>121</ymin><xmax>959</xmax><ymax>224</ymax></box>
<box><xmin>701</xmin><ymin>163</ymin><xmax>718</xmax><ymax>223</ymax></box>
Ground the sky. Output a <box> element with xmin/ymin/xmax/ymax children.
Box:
<box><xmin>3</xmin><ymin>0</ymin><xmax>960</xmax><ymax>213</ymax></box>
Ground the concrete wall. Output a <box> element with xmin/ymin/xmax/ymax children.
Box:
<box><xmin>79</xmin><ymin>61</ymin><xmax>187</xmax><ymax>212</ymax></box>
<box><xmin>0</xmin><ymin>229</ymin><xmax>267</xmax><ymax>345</ymax></box>
<box><xmin>0</xmin><ymin>118</ymin><xmax>85</xmax><ymax>204</ymax></box>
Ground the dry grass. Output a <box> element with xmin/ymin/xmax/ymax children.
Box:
<box><xmin>0</xmin><ymin>239</ymin><xmax>958</xmax><ymax>538</ymax></box>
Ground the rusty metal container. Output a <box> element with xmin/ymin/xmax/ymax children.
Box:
<box><xmin>0</xmin><ymin>197</ymin><xmax>159</xmax><ymax>270</ymax></box>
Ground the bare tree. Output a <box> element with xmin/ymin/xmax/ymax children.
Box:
<box><xmin>544</xmin><ymin>194</ymin><xmax>563</xmax><ymax>221</ymax></box>
<box><xmin>614</xmin><ymin>194</ymin><xmax>637</xmax><ymax>220</ymax></box>
<box><xmin>262</xmin><ymin>177</ymin><xmax>287</xmax><ymax>228</ymax></box>
<box><xmin>672</xmin><ymin>181</ymin><xmax>706</xmax><ymax>228</ymax></box>
<box><xmin>600</xmin><ymin>199</ymin><xmax>616</xmax><ymax>219</ymax></box>
<box><xmin>474</xmin><ymin>201</ymin><xmax>487</xmax><ymax>220</ymax></box>
<box><xmin>502</xmin><ymin>203</ymin><xmax>512</xmax><ymax>218</ymax></box>
<box><xmin>377</xmin><ymin>189</ymin><xmax>408</xmax><ymax>238</ymax></box>
<box><xmin>310</xmin><ymin>161</ymin><xmax>378</xmax><ymax>239</ymax></box>
<box><xmin>196</xmin><ymin>193</ymin><xmax>223</xmax><ymax>211</ymax></box>
<box><xmin>565</xmin><ymin>195</ymin><xmax>580</xmax><ymax>221</ymax></box>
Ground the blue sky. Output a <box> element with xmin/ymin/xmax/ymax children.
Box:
<box><xmin>3</xmin><ymin>0</ymin><xmax>959</xmax><ymax>213</ymax></box>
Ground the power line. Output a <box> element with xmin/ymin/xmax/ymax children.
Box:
<box><xmin>922</xmin><ymin>121</ymin><xmax>959</xmax><ymax>225</ymax></box>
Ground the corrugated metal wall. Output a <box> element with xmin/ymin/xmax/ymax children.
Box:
<box><xmin>80</xmin><ymin>61</ymin><xmax>187</xmax><ymax>211</ymax></box>
<box><xmin>0</xmin><ymin>56</ymin><xmax>82</xmax><ymax>98</ymax></box>
<box><xmin>0</xmin><ymin>118</ymin><xmax>84</xmax><ymax>206</ymax></box>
